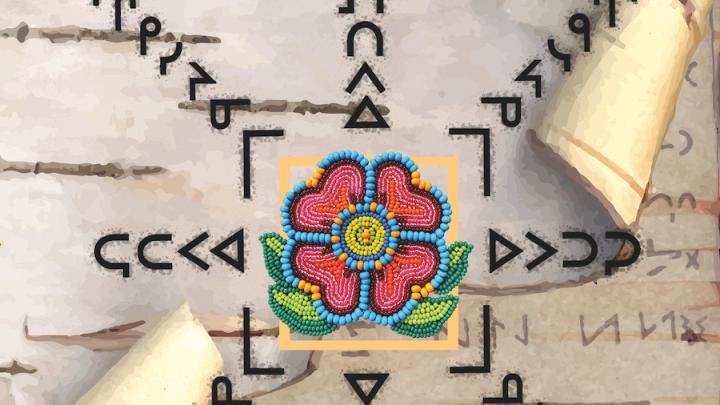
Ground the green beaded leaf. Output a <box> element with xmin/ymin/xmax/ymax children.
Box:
<box><xmin>268</xmin><ymin>285</ymin><xmax>337</xmax><ymax>336</ymax></box>
<box><xmin>391</xmin><ymin>296</ymin><xmax>459</xmax><ymax>338</ymax></box>
<box><xmin>260</xmin><ymin>233</ymin><xmax>289</xmax><ymax>287</ymax></box>
<box><xmin>434</xmin><ymin>241</ymin><xmax>474</xmax><ymax>295</ymax></box>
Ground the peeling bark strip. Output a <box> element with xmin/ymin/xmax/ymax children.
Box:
<box><xmin>0</xmin><ymin>22</ymin><xmax>221</xmax><ymax>44</ymax></box>
<box><xmin>24</xmin><ymin>317</ymin><xmax>279</xmax><ymax>352</ymax></box>
<box><xmin>179</xmin><ymin>99</ymin><xmax>390</xmax><ymax>116</ymax></box>
<box><xmin>0</xmin><ymin>360</ymin><xmax>37</xmax><ymax>375</ymax></box>
<box><xmin>0</xmin><ymin>158</ymin><xmax>166</xmax><ymax>179</ymax></box>
<box><xmin>24</xmin><ymin>319</ymin><xmax>146</xmax><ymax>352</ymax></box>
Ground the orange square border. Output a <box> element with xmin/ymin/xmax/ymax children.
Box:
<box><xmin>278</xmin><ymin>156</ymin><xmax>459</xmax><ymax>351</ymax></box>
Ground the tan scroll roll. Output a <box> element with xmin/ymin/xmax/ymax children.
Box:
<box><xmin>76</xmin><ymin>303</ymin><xmax>223</xmax><ymax>405</ymax></box>
<box><xmin>534</xmin><ymin>0</ymin><xmax>714</xmax><ymax>227</ymax></box>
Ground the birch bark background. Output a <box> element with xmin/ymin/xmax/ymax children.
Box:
<box><xmin>0</xmin><ymin>1</ymin><xmax>717</xmax><ymax>403</ymax></box>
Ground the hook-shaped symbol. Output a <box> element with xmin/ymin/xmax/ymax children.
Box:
<box><xmin>645</xmin><ymin>193</ymin><xmax>675</xmax><ymax>222</ymax></box>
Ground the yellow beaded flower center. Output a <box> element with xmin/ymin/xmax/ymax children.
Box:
<box><xmin>344</xmin><ymin>216</ymin><xmax>386</xmax><ymax>257</ymax></box>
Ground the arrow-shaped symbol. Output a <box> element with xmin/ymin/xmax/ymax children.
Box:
<box><xmin>211</xmin><ymin>229</ymin><xmax>245</xmax><ymax>272</ymax></box>
<box><xmin>178</xmin><ymin>232</ymin><xmax>210</xmax><ymax>270</ymax></box>
<box><xmin>489</xmin><ymin>229</ymin><xmax>523</xmax><ymax>273</ymax></box>
<box><xmin>344</xmin><ymin>373</ymin><xmax>389</xmax><ymax>405</ymax></box>
<box><xmin>525</xmin><ymin>232</ymin><xmax>557</xmax><ymax>270</ymax></box>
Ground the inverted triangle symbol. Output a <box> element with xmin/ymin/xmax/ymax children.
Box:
<box><xmin>211</xmin><ymin>229</ymin><xmax>244</xmax><ymax>272</ymax></box>
<box><xmin>344</xmin><ymin>373</ymin><xmax>388</xmax><ymax>405</ymax></box>
<box><xmin>345</xmin><ymin>96</ymin><xmax>390</xmax><ymax>129</ymax></box>
<box><xmin>489</xmin><ymin>229</ymin><xmax>523</xmax><ymax>273</ymax></box>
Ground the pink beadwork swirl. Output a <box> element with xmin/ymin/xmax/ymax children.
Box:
<box><xmin>374</xmin><ymin>162</ymin><xmax>442</xmax><ymax>232</ymax></box>
<box><xmin>292</xmin><ymin>243</ymin><xmax>360</xmax><ymax>315</ymax></box>
<box><xmin>370</xmin><ymin>242</ymin><xmax>439</xmax><ymax>315</ymax></box>
<box><xmin>290</xmin><ymin>160</ymin><xmax>366</xmax><ymax>233</ymax></box>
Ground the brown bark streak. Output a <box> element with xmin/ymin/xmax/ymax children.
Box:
<box><xmin>0</xmin><ymin>22</ymin><xmax>221</xmax><ymax>44</ymax></box>
<box><xmin>0</xmin><ymin>360</ymin><xmax>37</xmax><ymax>375</ymax></box>
<box><xmin>1</xmin><ymin>158</ymin><xmax>166</xmax><ymax>179</ymax></box>
<box><xmin>23</xmin><ymin>317</ymin><xmax>279</xmax><ymax>352</ymax></box>
<box><xmin>179</xmin><ymin>99</ymin><xmax>391</xmax><ymax>116</ymax></box>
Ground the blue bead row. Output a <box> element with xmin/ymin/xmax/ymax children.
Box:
<box><xmin>431</xmin><ymin>238</ymin><xmax>451</xmax><ymax>289</ymax></box>
<box><xmin>281</xmin><ymin>240</ymin><xmax>301</xmax><ymax>287</ymax></box>
<box><xmin>317</xmin><ymin>150</ymin><xmax>372</xmax><ymax>172</ymax></box>
<box><xmin>316</xmin><ymin>271</ymin><xmax>371</xmax><ymax>325</ymax></box>
<box><xmin>331</xmin><ymin>209</ymin><xmax>398</xmax><ymax>265</ymax></box>
<box><xmin>362</xmin><ymin>298</ymin><xmax>419</xmax><ymax>326</ymax></box>
<box><xmin>400</xmin><ymin>230</ymin><xmax>439</xmax><ymax>243</ymax></box>
<box><xmin>288</xmin><ymin>231</ymin><xmax>331</xmax><ymax>244</ymax></box>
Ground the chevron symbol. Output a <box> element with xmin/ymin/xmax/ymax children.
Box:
<box><xmin>525</xmin><ymin>231</ymin><xmax>557</xmax><ymax>270</ymax></box>
<box><xmin>178</xmin><ymin>232</ymin><xmax>210</xmax><ymax>270</ymax></box>
<box><xmin>489</xmin><ymin>229</ymin><xmax>558</xmax><ymax>272</ymax></box>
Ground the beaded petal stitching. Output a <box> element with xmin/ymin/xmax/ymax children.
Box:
<box><xmin>261</xmin><ymin>151</ymin><xmax>473</xmax><ymax>338</ymax></box>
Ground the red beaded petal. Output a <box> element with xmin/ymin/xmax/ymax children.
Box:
<box><xmin>369</xmin><ymin>242</ymin><xmax>439</xmax><ymax>316</ymax></box>
<box><xmin>373</xmin><ymin>161</ymin><xmax>442</xmax><ymax>232</ymax></box>
<box><xmin>290</xmin><ymin>160</ymin><xmax>366</xmax><ymax>233</ymax></box>
<box><xmin>292</xmin><ymin>243</ymin><xmax>360</xmax><ymax>315</ymax></box>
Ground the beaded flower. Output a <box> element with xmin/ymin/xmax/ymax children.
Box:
<box><xmin>261</xmin><ymin>151</ymin><xmax>472</xmax><ymax>338</ymax></box>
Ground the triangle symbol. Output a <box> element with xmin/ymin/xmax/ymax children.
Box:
<box><xmin>489</xmin><ymin>229</ymin><xmax>523</xmax><ymax>273</ymax></box>
<box><xmin>211</xmin><ymin>229</ymin><xmax>245</xmax><ymax>272</ymax></box>
<box><xmin>345</xmin><ymin>96</ymin><xmax>390</xmax><ymax>129</ymax></box>
<box><xmin>525</xmin><ymin>231</ymin><xmax>558</xmax><ymax>271</ymax></box>
<box><xmin>344</xmin><ymin>373</ymin><xmax>388</xmax><ymax>405</ymax></box>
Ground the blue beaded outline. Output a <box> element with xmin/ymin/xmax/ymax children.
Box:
<box><xmin>280</xmin><ymin>239</ymin><xmax>367</xmax><ymax>326</ymax></box>
<box><xmin>279</xmin><ymin>151</ymin><xmax>453</xmax><ymax>326</ymax></box>
<box><xmin>281</xmin><ymin>150</ymin><xmax>369</xmax><ymax>240</ymax></box>
<box><xmin>366</xmin><ymin>152</ymin><xmax>452</xmax><ymax>239</ymax></box>
<box><xmin>361</xmin><ymin>239</ymin><xmax>448</xmax><ymax>326</ymax></box>
<box><xmin>331</xmin><ymin>209</ymin><xmax>399</xmax><ymax>267</ymax></box>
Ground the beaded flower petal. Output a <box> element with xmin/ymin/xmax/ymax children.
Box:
<box><xmin>262</xmin><ymin>151</ymin><xmax>473</xmax><ymax>338</ymax></box>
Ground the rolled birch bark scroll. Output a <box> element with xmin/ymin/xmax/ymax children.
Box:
<box><xmin>76</xmin><ymin>303</ymin><xmax>223</xmax><ymax>405</ymax></box>
<box><xmin>534</xmin><ymin>0</ymin><xmax>714</xmax><ymax>227</ymax></box>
